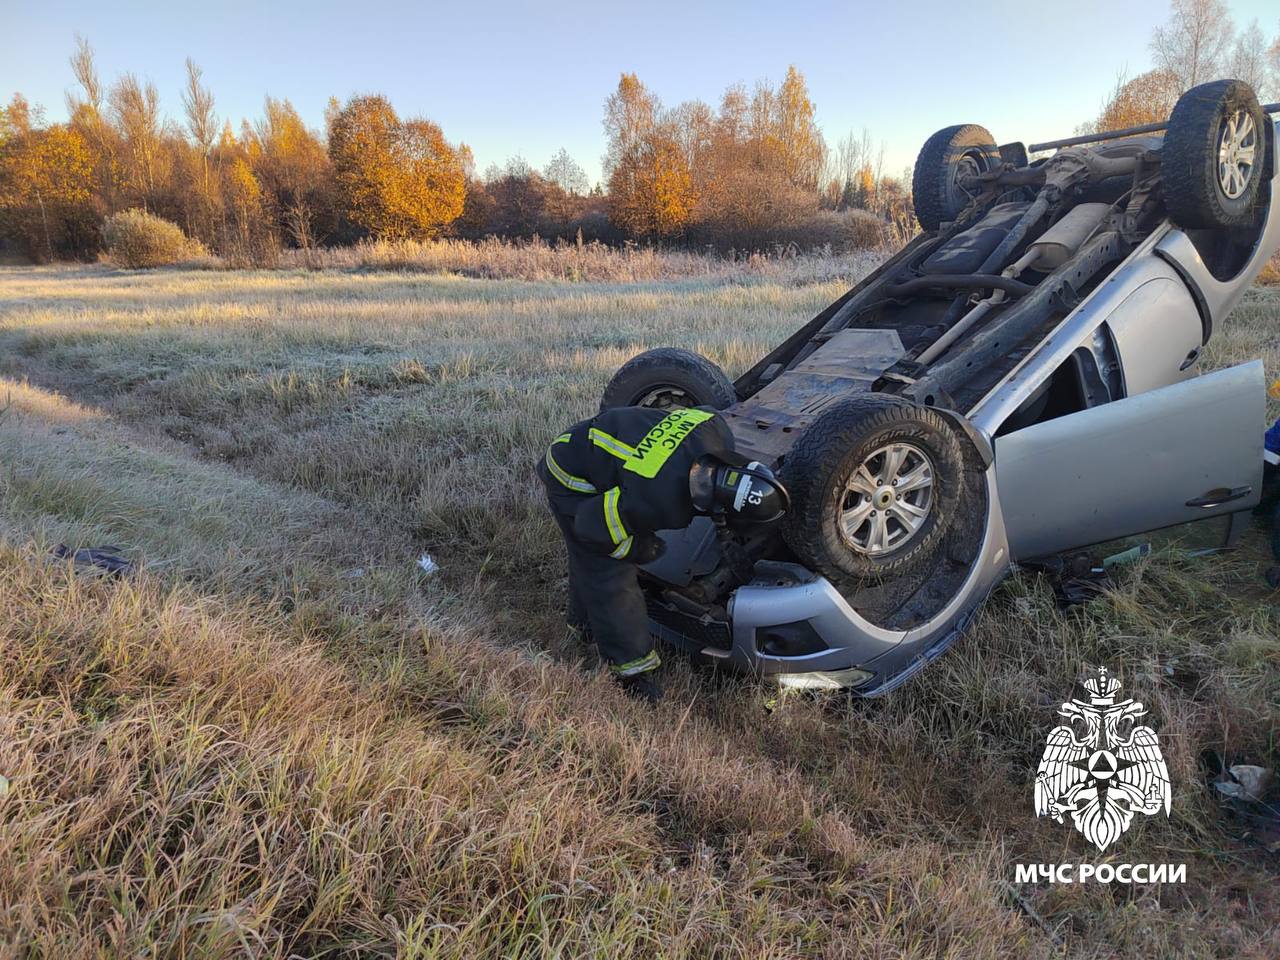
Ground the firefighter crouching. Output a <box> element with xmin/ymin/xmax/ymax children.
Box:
<box><xmin>537</xmin><ymin>405</ymin><xmax>788</xmax><ymax>703</ymax></box>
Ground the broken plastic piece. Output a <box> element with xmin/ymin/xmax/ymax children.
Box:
<box><xmin>1100</xmin><ymin>543</ymin><xmax>1150</xmax><ymax>571</ymax></box>
<box><xmin>417</xmin><ymin>553</ymin><xmax>439</xmax><ymax>575</ymax></box>
<box><xmin>1215</xmin><ymin>765</ymin><xmax>1275</xmax><ymax>802</ymax></box>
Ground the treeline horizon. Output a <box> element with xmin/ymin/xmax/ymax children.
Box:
<box><xmin>0</xmin><ymin>40</ymin><xmax>907</xmax><ymax>266</ymax></box>
<box><xmin>3</xmin><ymin>1</ymin><xmax>1277</xmax><ymax>267</ymax></box>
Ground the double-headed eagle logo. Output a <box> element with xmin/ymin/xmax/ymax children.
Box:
<box><xmin>1034</xmin><ymin>667</ymin><xmax>1171</xmax><ymax>850</ymax></box>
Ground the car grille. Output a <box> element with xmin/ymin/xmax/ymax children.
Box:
<box><xmin>645</xmin><ymin>598</ymin><xmax>733</xmax><ymax>651</ymax></box>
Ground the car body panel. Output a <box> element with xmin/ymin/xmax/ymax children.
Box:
<box><xmin>1105</xmin><ymin>277</ymin><xmax>1203</xmax><ymax>395</ymax></box>
<box><xmin>993</xmin><ymin>360</ymin><xmax>1264</xmax><ymax>559</ymax></box>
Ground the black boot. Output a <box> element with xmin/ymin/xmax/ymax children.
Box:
<box><xmin>615</xmin><ymin>671</ymin><xmax>662</xmax><ymax>705</ymax></box>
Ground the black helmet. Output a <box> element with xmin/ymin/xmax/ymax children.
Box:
<box><xmin>689</xmin><ymin>456</ymin><xmax>790</xmax><ymax>523</ymax></box>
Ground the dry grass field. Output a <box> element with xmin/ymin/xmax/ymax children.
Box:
<box><xmin>0</xmin><ymin>257</ymin><xmax>1277</xmax><ymax>958</ymax></box>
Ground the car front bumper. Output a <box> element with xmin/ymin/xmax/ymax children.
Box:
<box><xmin>645</xmin><ymin>467</ymin><xmax>1013</xmax><ymax>694</ymax></box>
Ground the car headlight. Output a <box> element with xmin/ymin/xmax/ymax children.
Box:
<box><xmin>774</xmin><ymin>667</ymin><xmax>874</xmax><ymax>690</ymax></box>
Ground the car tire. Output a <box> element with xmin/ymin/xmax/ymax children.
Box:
<box><xmin>912</xmin><ymin>125</ymin><xmax>1001</xmax><ymax>231</ymax></box>
<box><xmin>1163</xmin><ymin>79</ymin><xmax>1268</xmax><ymax>229</ymax></box>
<box><xmin>782</xmin><ymin>396</ymin><xmax>964</xmax><ymax>582</ymax></box>
<box><xmin>600</xmin><ymin>348</ymin><xmax>737</xmax><ymax>412</ymax></box>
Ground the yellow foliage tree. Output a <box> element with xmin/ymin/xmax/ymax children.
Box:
<box><xmin>249</xmin><ymin>97</ymin><xmax>334</xmax><ymax>249</ymax></box>
<box><xmin>1096</xmin><ymin>69</ymin><xmax>1180</xmax><ymax>132</ymax></box>
<box><xmin>648</xmin><ymin>136</ymin><xmax>696</xmax><ymax>237</ymax></box>
<box><xmin>776</xmin><ymin>65</ymin><xmax>825</xmax><ymax>191</ymax></box>
<box><xmin>327</xmin><ymin>96</ymin><xmax>465</xmax><ymax>241</ymax></box>
<box><xmin>0</xmin><ymin>100</ymin><xmax>96</xmax><ymax>260</ymax></box>
<box><xmin>685</xmin><ymin>69</ymin><xmax>824</xmax><ymax>248</ymax></box>
<box><xmin>604</xmin><ymin>75</ymin><xmax>697</xmax><ymax>239</ymax></box>
<box><xmin>215</xmin><ymin>128</ymin><xmax>275</xmax><ymax>266</ymax></box>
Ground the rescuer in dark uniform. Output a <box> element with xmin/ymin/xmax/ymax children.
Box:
<box><xmin>538</xmin><ymin>405</ymin><xmax>788</xmax><ymax>703</ymax></box>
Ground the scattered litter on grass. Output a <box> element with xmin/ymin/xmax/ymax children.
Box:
<box><xmin>416</xmin><ymin>553</ymin><xmax>439</xmax><ymax>576</ymax></box>
<box><xmin>1202</xmin><ymin>750</ymin><xmax>1280</xmax><ymax>851</ymax></box>
<box><xmin>51</xmin><ymin>544</ymin><xmax>134</xmax><ymax>579</ymax></box>
<box><xmin>0</xmin><ymin>775</ymin><xmax>9</xmax><ymax>800</ymax></box>
<box><xmin>1022</xmin><ymin>543</ymin><xmax>1154</xmax><ymax>608</ymax></box>
<box><xmin>1021</xmin><ymin>553</ymin><xmax>1110</xmax><ymax>608</ymax></box>
<box><xmin>1214</xmin><ymin>765</ymin><xmax>1275</xmax><ymax>802</ymax></box>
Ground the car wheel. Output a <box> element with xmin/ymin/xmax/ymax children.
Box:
<box><xmin>782</xmin><ymin>396</ymin><xmax>964</xmax><ymax>582</ymax></box>
<box><xmin>600</xmin><ymin>347</ymin><xmax>737</xmax><ymax>412</ymax></box>
<box><xmin>1163</xmin><ymin>79</ymin><xmax>1268</xmax><ymax>230</ymax></box>
<box><xmin>912</xmin><ymin>125</ymin><xmax>1001</xmax><ymax>232</ymax></box>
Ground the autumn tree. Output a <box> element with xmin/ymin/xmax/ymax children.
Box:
<box><xmin>327</xmin><ymin>95</ymin><xmax>465</xmax><ymax>241</ymax></box>
<box><xmin>452</xmin><ymin>143</ymin><xmax>496</xmax><ymax>239</ymax></box>
<box><xmin>109</xmin><ymin>73</ymin><xmax>167</xmax><ymax>211</ymax></box>
<box><xmin>604</xmin><ymin>74</ymin><xmax>657</xmax><ymax>235</ymax></box>
<box><xmin>687</xmin><ymin>69</ymin><xmax>826</xmax><ymax>247</ymax></box>
<box><xmin>775</xmin><ymin>66</ymin><xmax>825</xmax><ymax>191</ymax></box>
<box><xmin>180</xmin><ymin>58</ymin><xmax>218</xmax><ymax>240</ymax></box>
<box><xmin>249</xmin><ymin>97</ymin><xmax>334</xmax><ymax>250</ymax></box>
<box><xmin>1095</xmin><ymin>69</ymin><xmax>1180</xmax><ymax>131</ymax></box>
<box><xmin>66</xmin><ymin>36</ymin><xmax>119</xmax><ymax>217</ymax></box>
<box><xmin>0</xmin><ymin>96</ymin><xmax>96</xmax><ymax>260</ymax></box>
<box><xmin>644</xmin><ymin>130</ymin><xmax>696</xmax><ymax>237</ymax></box>
<box><xmin>610</xmin><ymin>130</ymin><xmax>696</xmax><ymax>239</ymax></box>
<box><xmin>215</xmin><ymin>123</ymin><xmax>275</xmax><ymax>265</ymax></box>
<box><xmin>603</xmin><ymin>75</ymin><xmax>696</xmax><ymax>239</ymax></box>
<box><xmin>483</xmin><ymin>156</ymin><xmax>549</xmax><ymax>236</ymax></box>
<box><xmin>826</xmin><ymin>128</ymin><xmax>885</xmax><ymax>211</ymax></box>
<box><xmin>603</xmin><ymin>74</ymin><xmax>656</xmax><ymax>183</ymax></box>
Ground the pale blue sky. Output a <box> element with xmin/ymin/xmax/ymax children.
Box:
<box><xmin>3</xmin><ymin>0</ymin><xmax>1277</xmax><ymax>186</ymax></box>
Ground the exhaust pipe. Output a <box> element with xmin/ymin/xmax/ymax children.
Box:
<box><xmin>1022</xmin><ymin>202</ymin><xmax>1112</xmax><ymax>270</ymax></box>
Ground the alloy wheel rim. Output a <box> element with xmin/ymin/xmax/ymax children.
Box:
<box><xmin>1217</xmin><ymin>110</ymin><xmax>1257</xmax><ymax>200</ymax></box>
<box><xmin>839</xmin><ymin>442</ymin><xmax>934</xmax><ymax>557</ymax></box>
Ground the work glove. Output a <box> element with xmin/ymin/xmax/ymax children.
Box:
<box><xmin>628</xmin><ymin>534</ymin><xmax>667</xmax><ymax>565</ymax></box>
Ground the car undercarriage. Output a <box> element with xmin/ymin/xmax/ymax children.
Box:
<box><xmin>600</xmin><ymin>79</ymin><xmax>1280</xmax><ymax>693</ymax></box>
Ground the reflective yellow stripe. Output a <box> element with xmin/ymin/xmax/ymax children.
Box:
<box><xmin>624</xmin><ymin>409</ymin><xmax>715</xmax><ymax>479</ymax></box>
<box><xmin>545</xmin><ymin>447</ymin><xmax>597</xmax><ymax>494</ymax></box>
<box><xmin>602</xmin><ymin>486</ymin><xmax>628</xmax><ymax>544</ymax></box>
<box><xmin>611</xmin><ymin>649</ymin><xmax>660</xmax><ymax>676</ymax></box>
<box><xmin>589</xmin><ymin>427</ymin><xmax>638</xmax><ymax>460</ymax></box>
<box><xmin>554</xmin><ymin>433</ymin><xmax>572</xmax><ymax>444</ymax></box>
<box><xmin>610</xmin><ymin>536</ymin><xmax>633</xmax><ymax>559</ymax></box>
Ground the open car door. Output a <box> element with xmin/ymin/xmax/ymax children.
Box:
<box><xmin>994</xmin><ymin>361</ymin><xmax>1265</xmax><ymax>560</ymax></box>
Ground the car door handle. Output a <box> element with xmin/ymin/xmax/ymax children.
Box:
<box><xmin>1179</xmin><ymin>347</ymin><xmax>1201</xmax><ymax>371</ymax></box>
<box><xmin>1186</xmin><ymin>485</ymin><xmax>1252</xmax><ymax>508</ymax></box>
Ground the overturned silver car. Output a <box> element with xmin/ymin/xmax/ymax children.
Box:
<box><xmin>602</xmin><ymin>79</ymin><xmax>1280</xmax><ymax>694</ymax></box>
